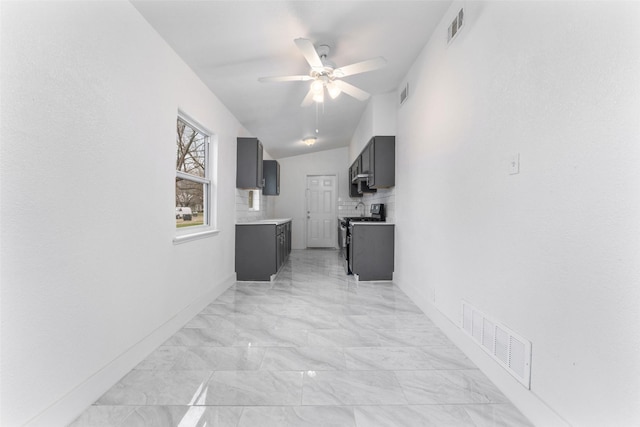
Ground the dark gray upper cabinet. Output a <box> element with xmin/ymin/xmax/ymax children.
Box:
<box><xmin>348</xmin><ymin>136</ymin><xmax>395</xmax><ymax>196</ymax></box>
<box><xmin>349</xmin><ymin>162</ymin><xmax>363</xmax><ymax>197</ymax></box>
<box><xmin>262</xmin><ymin>160</ymin><xmax>280</xmax><ymax>195</ymax></box>
<box><xmin>361</xmin><ymin>143</ymin><xmax>372</xmax><ymax>173</ymax></box>
<box><xmin>349</xmin><ymin>156</ymin><xmax>376</xmax><ymax>196</ymax></box>
<box><xmin>350</xmin><ymin>156</ymin><xmax>360</xmax><ymax>181</ymax></box>
<box><xmin>367</xmin><ymin>136</ymin><xmax>395</xmax><ymax>188</ymax></box>
<box><xmin>236</xmin><ymin>137</ymin><xmax>264</xmax><ymax>189</ymax></box>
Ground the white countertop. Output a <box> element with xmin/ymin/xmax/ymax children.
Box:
<box><xmin>237</xmin><ymin>218</ymin><xmax>292</xmax><ymax>225</ymax></box>
<box><xmin>338</xmin><ymin>216</ymin><xmax>382</xmax><ymax>220</ymax></box>
<box><xmin>350</xmin><ymin>222</ymin><xmax>395</xmax><ymax>226</ymax></box>
<box><xmin>339</xmin><ymin>216</ymin><xmax>394</xmax><ymax>225</ymax></box>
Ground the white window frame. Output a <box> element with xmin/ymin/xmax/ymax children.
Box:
<box><xmin>174</xmin><ymin>111</ymin><xmax>218</xmax><ymax>244</ymax></box>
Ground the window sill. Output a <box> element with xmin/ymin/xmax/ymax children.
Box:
<box><xmin>173</xmin><ymin>228</ymin><xmax>220</xmax><ymax>245</ymax></box>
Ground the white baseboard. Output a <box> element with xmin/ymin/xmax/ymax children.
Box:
<box><xmin>397</xmin><ymin>279</ymin><xmax>570</xmax><ymax>427</ymax></box>
<box><xmin>25</xmin><ymin>273</ymin><xmax>236</xmax><ymax>427</ymax></box>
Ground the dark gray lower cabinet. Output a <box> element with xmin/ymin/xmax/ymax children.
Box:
<box><xmin>236</xmin><ymin>221</ymin><xmax>292</xmax><ymax>281</ymax></box>
<box><xmin>350</xmin><ymin>224</ymin><xmax>394</xmax><ymax>281</ymax></box>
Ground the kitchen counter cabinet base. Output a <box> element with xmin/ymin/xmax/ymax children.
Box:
<box><xmin>235</xmin><ymin>221</ymin><xmax>291</xmax><ymax>281</ymax></box>
<box><xmin>351</xmin><ymin>224</ymin><xmax>394</xmax><ymax>281</ymax></box>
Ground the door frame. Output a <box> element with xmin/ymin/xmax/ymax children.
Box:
<box><xmin>305</xmin><ymin>174</ymin><xmax>338</xmax><ymax>248</ymax></box>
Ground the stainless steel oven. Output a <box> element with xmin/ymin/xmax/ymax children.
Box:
<box><xmin>339</xmin><ymin>220</ymin><xmax>347</xmax><ymax>254</ymax></box>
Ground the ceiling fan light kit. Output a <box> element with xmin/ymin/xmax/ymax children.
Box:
<box><xmin>311</xmin><ymin>79</ymin><xmax>324</xmax><ymax>94</ymax></box>
<box><xmin>312</xmin><ymin>90</ymin><xmax>324</xmax><ymax>103</ymax></box>
<box><xmin>326</xmin><ymin>82</ymin><xmax>341</xmax><ymax>99</ymax></box>
<box><xmin>258</xmin><ymin>38</ymin><xmax>387</xmax><ymax>106</ymax></box>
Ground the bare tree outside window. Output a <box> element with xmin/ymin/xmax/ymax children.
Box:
<box><xmin>177</xmin><ymin>119</ymin><xmax>205</xmax><ymax>177</ymax></box>
<box><xmin>176</xmin><ymin>116</ymin><xmax>209</xmax><ymax>228</ymax></box>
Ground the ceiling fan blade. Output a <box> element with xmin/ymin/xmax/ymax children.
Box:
<box><xmin>333</xmin><ymin>80</ymin><xmax>370</xmax><ymax>101</ymax></box>
<box><xmin>301</xmin><ymin>87</ymin><xmax>315</xmax><ymax>107</ymax></box>
<box><xmin>258</xmin><ymin>75</ymin><xmax>313</xmax><ymax>82</ymax></box>
<box><xmin>333</xmin><ymin>57</ymin><xmax>387</xmax><ymax>78</ymax></box>
<box><xmin>294</xmin><ymin>38</ymin><xmax>323</xmax><ymax>70</ymax></box>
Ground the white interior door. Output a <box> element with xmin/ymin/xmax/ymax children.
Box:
<box><xmin>306</xmin><ymin>175</ymin><xmax>336</xmax><ymax>248</ymax></box>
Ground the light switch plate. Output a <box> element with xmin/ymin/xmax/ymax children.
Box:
<box><xmin>509</xmin><ymin>153</ymin><xmax>520</xmax><ymax>175</ymax></box>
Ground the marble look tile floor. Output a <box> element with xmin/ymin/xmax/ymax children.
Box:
<box><xmin>70</xmin><ymin>249</ymin><xmax>534</xmax><ymax>427</ymax></box>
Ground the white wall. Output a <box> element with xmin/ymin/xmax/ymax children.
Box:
<box><xmin>393</xmin><ymin>2</ymin><xmax>640</xmax><ymax>427</ymax></box>
<box><xmin>273</xmin><ymin>148</ymin><xmax>349</xmax><ymax>249</ymax></box>
<box><xmin>348</xmin><ymin>93</ymin><xmax>398</xmax><ymax>222</ymax></box>
<box><xmin>0</xmin><ymin>2</ymin><xmax>244</xmax><ymax>425</ymax></box>
<box><xmin>349</xmin><ymin>91</ymin><xmax>397</xmax><ymax>163</ymax></box>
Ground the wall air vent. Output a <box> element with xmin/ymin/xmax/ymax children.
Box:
<box><xmin>447</xmin><ymin>8</ymin><xmax>465</xmax><ymax>44</ymax></box>
<box><xmin>462</xmin><ymin>301</ymin><xmax>532</xmax><ymax>389</ymax></box>
<box><xmin>400</xmin><ymin>82</ymin><xmax>409</xmax><ymax>105</ymax></box>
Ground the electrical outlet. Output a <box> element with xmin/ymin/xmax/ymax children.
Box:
<box><xmin>509</xmin><ymin>153</ymin><xmax>520</xmax><ymax>175</ymax></box>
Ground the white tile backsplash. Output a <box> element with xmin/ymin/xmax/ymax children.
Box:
<box><xmin>236</xmin><ymin>187</ymin><xmax>394</xmax><ymax>223</ymax></box>
<box><xmin>340</xmin><ymin>187</ymin><xmax>395</xmax><ymax>222</ymax></box>
<box><xmin>236</xmin><ymin>189</ymin><xmax>271</xmax><ymax>223</ymax></box>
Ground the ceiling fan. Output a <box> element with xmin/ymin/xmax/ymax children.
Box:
<box><xmin>258</xmin><ymin>38</ymin><xmax>387</xmax><ymax>106</ymax></box>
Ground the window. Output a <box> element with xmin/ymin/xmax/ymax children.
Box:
<box><xmin>176</xmin><ymin>115</ymin><xmax>210</xmax><ymax>229</ymax></box>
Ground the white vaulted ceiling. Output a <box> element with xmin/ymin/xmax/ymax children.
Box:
<box><xmin>132</xmin><ymin>1</ymin><xmax>452</xmax><ymax>158</ymax></box>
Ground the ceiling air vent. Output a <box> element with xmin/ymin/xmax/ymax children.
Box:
<box><xmin>447</xmin><ymin>8</ymin><xmax>464</xmax><ymax>44</ymax></box>
<box><xmin>400</xmin><ymin>83</ymin><xmax>409</xmax><ymax>105</ymax></box>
